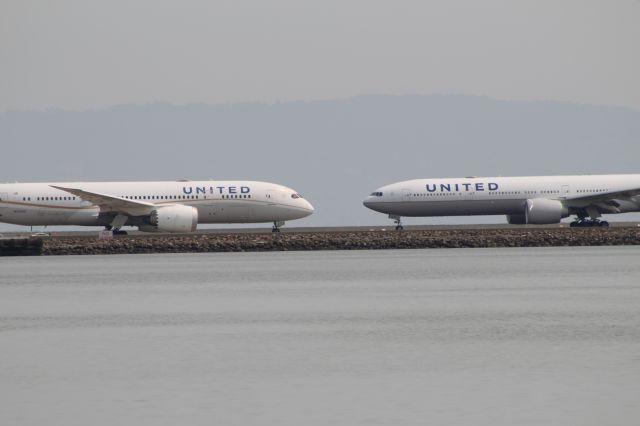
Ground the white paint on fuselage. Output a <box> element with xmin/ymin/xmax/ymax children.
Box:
<box><xmin>0</xmin><ymin>180</ymin><xmax>314</xmax><ymax>228</ymax></box>
<box><xmin>363</xmin><ymin>175</ymin><xmax>640</xmax><ymax>218</ymax></box>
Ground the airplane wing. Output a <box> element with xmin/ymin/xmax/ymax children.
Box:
<box><xmin>51</xmin><ymin>185</ymin><xmax>156</xmax><ymax>216</ymax></box>
<box><xmin>565</xmin><ymin>187</ymin><xmax>640</xmax><ymax>213</ymax></box>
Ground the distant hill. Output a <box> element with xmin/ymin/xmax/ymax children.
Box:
<box><xmin>1</xmin><ymin>95</ymin><xmax>640</xmax><ymax>229</ymax></box>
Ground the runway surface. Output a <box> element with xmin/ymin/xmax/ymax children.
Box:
<box><xmin>2</xmin><ymin>222</ymin><xmax>640</xmax><ymax>240</ymax></box>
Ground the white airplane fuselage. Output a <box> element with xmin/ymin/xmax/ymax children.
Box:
<box><xmin>364</xmin><ymin>175</ymin><xmax>640</xmax><ymax>225</ymax></box>
<box><xmin>0</xmin><ymin>180</ymin><xmax>314</xmax><ymax>231</ymax></box>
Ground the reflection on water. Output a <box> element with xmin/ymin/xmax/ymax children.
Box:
<box><xmin>1</xmin><ymin>247</ymin><xmax>640</xmax><ymax>426</ymax></box>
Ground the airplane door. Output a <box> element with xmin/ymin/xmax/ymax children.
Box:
<box><xmin>562</xmin><ymin>185</ymin><xmax>570</xmax><ymax>197</ymax></box>
<box><xmin>266</xmin><ymin>190</ymin><xmax>276</xmax><ymax>204</ymax></box>
<box><xmin>0</xmin><ymin>193</ymin><xmax>8</xmax><ymax>220</ymax></box>
<box><xmin>402</xmin><ymin>188</ymin><xmax>411</xmax><ymax>201</ymax></box>
<box><xmin>465</xmin><ymin>190</ymin><xmax>476</xmax><ymax>214</ymax></box>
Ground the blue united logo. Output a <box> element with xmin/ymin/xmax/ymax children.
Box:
<box><xmin>426</xmin><ymin>182</ymin><xmax>499</xmax><ymax>192</ymax></box>
<box><xmin>183</xmin><ymin>186</ymin><xmax>251</xmax><ymax>195</ymax></box>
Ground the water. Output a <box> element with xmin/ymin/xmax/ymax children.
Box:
<box><xmin>1</xmin><ymin>247</ymin><xmax>640</xmax><ymax>426</ymax></box>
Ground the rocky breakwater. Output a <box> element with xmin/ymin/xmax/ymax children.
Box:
<box><xmin>0</xmin><ymin>237</ymin><xmax>44</xmax><ymax>256</ymax></box>
<box><xmin>41</xmin><ymin>227</ymin><xmax>640</xmax><ymax>255</ymax></box>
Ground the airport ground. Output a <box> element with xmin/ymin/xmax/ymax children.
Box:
<box><xmin>2</xmin><ymin>223</ymin><xmax>640</xmax><ymax>256</ymax></box>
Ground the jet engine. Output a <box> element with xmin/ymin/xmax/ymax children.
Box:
<box><xmin>138</xmin><ymin>205</ymin><xmax>198</xmax><ymax>233</ymax></box>
<box><xmin>506</xmin><ymin>199</ymin><xmax>569</xmax><ymax>225</ymax></box>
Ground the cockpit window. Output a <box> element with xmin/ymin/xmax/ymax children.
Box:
<box><xmin>370</xmin><ymin>192</ymin><xmax>383</xmax><ymax>197</ymax></box>
<box><xmin>291</xmin><ymin>193</ymin><xmax>303</xmax><ymax>199</ymax></box>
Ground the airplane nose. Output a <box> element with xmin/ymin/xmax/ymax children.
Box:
<box><xmin>363</xmin><ymin>193</ymin><xmax>385</xmax><ymax>213</ymax></box>
<box><xmin>302</xmin><ymin>199</ymin><xmax>315</xmax><ymax>214</ymax></box>
<box><xmin>363</xmin><ymin>196</ymin><xmax>374</xmax><ymax>209</ymax></box>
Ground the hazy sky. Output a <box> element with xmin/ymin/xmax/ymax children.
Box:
<box><xmin>2</xmin><ymin>0</ymin><xmax>639</xmax><ymax>112</ymax></box>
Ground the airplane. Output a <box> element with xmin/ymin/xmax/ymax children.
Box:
<box><xmin>363</xmin><ymin>174</ymin><xmax>640</xmax><ymax>230</ymax></box>
<box><xmin>0</xmin><ymin>180</ymin><xmax>314</xmax><ymax>234</ymax></box>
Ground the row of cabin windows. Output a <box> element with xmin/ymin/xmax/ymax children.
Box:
<box><xmin>122</xmin><ymin>195</ymin><xmax>199</xmax><ymax>200</ymax></box>
<box><xmin>32</xmin><ymin>196</ymin><xmax>77</xmax><ymax>201</ymax></box>
<box><xmin>119</xmin><ymin>194</ymin><xmax>252</xmax><ymax>200</ymax></box>
<box><xmin>410</xmin><ymin>191</ymin><xmax>524</xmax><ymax>197</ymax></box>
<box><xmin>412</xmin><ymin>193</ymin><xmax>463</xmax><ymax>197</ymax></box>
<box><xmin>416</xmin><ymin>190</ymin><xmax>565</xmax><ymax>196</ymax></box>
<box><xmin>419</xmin><ymin>190</ymin><xmax>567</xmax><ymax>196</ymax></box>
<box><xmin>222</xmin><ymin>194</ymin><xmax>250</xmax><ymax>199</ymax></box>
<box><xmin>404</xmin><ymin>188</ymin><xmax>611</xmax><ymax>199</ymax></box>
<box><xmin>23</xmin><ymin>194</ymin><xmax>253</xmax><ymax>202</ymax></box>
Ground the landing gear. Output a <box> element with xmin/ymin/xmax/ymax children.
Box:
<box><xmin>103</xmin><ymin>226</ymin><xmax>128</xmax><ymax>235</ymax></box>
<box><xmin>108</xmin><ymin>214</ymin><xmax>129</xmax><ymax>236</ymax></box>
<box><xmin>389</xmin><ymin>214</ymin><xmax>403</xmax><ymax>231</ymax></box>
<box><xmin>272</xmin><ymin>221</ymin><xmax>285</xmax><ymax>233</ymax></box>
<box><xmin>570</xmin><ymin>218</ymin><xmax>610</xmax><ymax>228</ymax></box>
<box><xmin>570</xmin><ymin>207</ymin><xmax>611</xmax><ymax>228</ymax></box>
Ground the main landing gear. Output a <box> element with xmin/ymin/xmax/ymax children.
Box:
<box><xmin>272</xmin><ymin>221</ymin><xmax>285</xmax><ymax>233</ymax></box>
<box><xmin>106</xmin><ymin>214</ymin><xmax>129</xmax><ymax>235</ymax></box>
<box><xmin>104</xmin><ymin>225</ymin><xmax>128</xmax><ymax>235</ymax></box>
<box><xmin>570</xmin><ymin>208</ymin><xmax>610</xmax><ymax>228</ymax></box>
<box><xmin>389</xmin><ymin>214</ymin><xmax>403</xmax><ymax>231</ymax></box>
<box><xmin>569</xmin><ymin>218</ymin><xmax>609</xmax><ymax>228</ymax></box>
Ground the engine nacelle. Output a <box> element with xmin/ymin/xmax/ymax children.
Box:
<box><xmin>139</xmin><ymin>205</ymin><xmax>198</xmax><ymax>233</ymax></box>
<box><xmin>507</xmin><ymin>198</ymin><xmax>569</xmax><ymax>225</ymax></box>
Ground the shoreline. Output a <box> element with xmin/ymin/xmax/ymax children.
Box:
<box><xmin>36</xmin><ymin>227</ymin><xmax>640</xmax><ymax>256</ymax></box>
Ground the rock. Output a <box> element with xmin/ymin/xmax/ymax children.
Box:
<box><xmin>39</xmin><ymin>228</ymin><xmax>640</xmax><ymax>256</ymax></box>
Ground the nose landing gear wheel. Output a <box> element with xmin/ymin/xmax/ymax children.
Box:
<box><xmin>389</xmin><ymin>215</ymin><xmax>403</xmax><ymax>231</ymax></box>
<box><xmin>272</xmin><ymin>221</ymin><xmax>285</xmax><ymax>233</ymax></box>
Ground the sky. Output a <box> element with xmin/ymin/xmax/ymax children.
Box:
<box><xmin>1</xmin><ymin>0</ymin><xmax>640</xmax><ymax>112</ymax></box>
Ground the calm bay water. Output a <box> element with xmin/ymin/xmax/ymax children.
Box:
<box><xmin>1</xmin><ymin>247</ymin><xmax>640</xmax><ymax>426</ymax></box>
